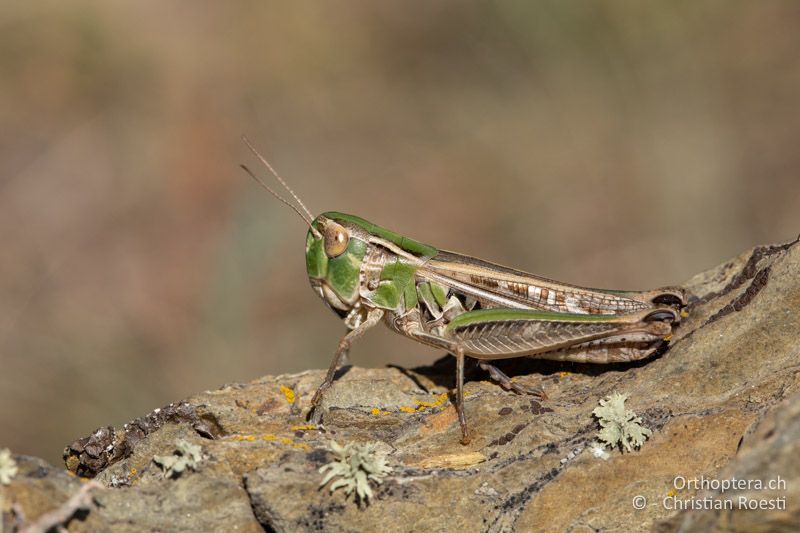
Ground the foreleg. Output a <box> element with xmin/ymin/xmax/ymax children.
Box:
<box><xmin>309</xmin><ymin>307</ymin><xmax>384</xmax><ymax>420</ymax></box>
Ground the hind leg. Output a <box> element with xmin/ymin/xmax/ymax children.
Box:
<box><xmin>478</xmin><ymin>361</ymin><xmax>547</xmax><ymax>399</ymax></box>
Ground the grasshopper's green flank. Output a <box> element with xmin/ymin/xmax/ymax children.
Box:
<box><xmin>242</xmin><ymin>137</ymin><xmax>687</xmax><ymax>444</ymax></box>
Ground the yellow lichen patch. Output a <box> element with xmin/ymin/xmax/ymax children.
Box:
<box><xmin>372</xmin><ymin>392</ymin><xmax>450</xmax><ymax>416</ymax></box>
<box><xmin>681</xmin><ymin>309</ymin><xmax>689</xmax><ymax>318</ymax></box>
<box><xmin>129</xmin><ymin>468</ymin><xmax>137</xmax><ymax>477</ymax></box>
<box><xmin>414</xmin><ymin>393</ymin><xmax>448</xmax><ymax>410</ymax></box>
<box><xmin>559</xmin><ymin>371</ymin><xmax>571</xmax><ymax>378</ymax></box>
<box><xmin>227</xmin><ymin>432</ymin><xmax>311</xmax><ymax>451</ymax></box>
<box><xmin>290</xmin><ymin>425</ymin><xmax>317</xmax><ymax>431</ymax></box>
<box><xmin>408</xmin><ymin>451</ymin><xmax>486</xmax><ymax>470</ymax></box>
<box><xmin>279</xmin><ymin>385</ymin><xmax>296</xmax><ymax>404</ymax></box>
<box><xmin>663</xmin><ymin>334</ymin><xmax>673</xmax><ymax>341</ymax></box>
<box><xmin>667</xmin><ymin>489</ymin><xmax>676</xmax><ymax>497</ymax></box>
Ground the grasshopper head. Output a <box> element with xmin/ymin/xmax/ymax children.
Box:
<box><xmin>306</xmin><ymin>213</ymin><xmax>369</xmax><ymax>316</ymax></box>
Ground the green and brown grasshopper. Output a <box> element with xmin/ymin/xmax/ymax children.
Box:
<box><xmin>242</xmin><ymin>137</ymin><xmax>686</xmax><ymax>444</ymax></box>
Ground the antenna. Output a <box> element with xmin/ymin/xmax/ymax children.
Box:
<box><xmin>240</xmin><ymin>164</ymin><xmax>322</xmax><ymax>239</ymax></box>
<box><xmin>241</xmin><ymin>136</ymin><xmax>316</xmax><ymax>223</ymax></box>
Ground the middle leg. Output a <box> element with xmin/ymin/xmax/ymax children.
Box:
<box><xmin>390</xmin><ymin>311</ymin><xmax>472</xmax><ymax>443</ymax></box>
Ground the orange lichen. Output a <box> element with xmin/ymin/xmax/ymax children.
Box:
<box><xmin>419</xmin><ymin>406</ymin><xmax>458</xmax><ymax>436</ymax></box>
<box><xmin>371</xmin><ymin>407</ymin><xmax>381</xmax><ymax>415</ymax></box>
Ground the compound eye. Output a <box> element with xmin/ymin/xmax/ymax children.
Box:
<box><xmin>324</xmin><ymin>223</ymin><xmax>349</xmax><ymax>258</ymax></box>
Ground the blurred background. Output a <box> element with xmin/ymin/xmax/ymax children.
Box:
<box><xmin>2</xmin><ymin>1</ymin><xmax>799</xmax><ymax>465</ymax></box>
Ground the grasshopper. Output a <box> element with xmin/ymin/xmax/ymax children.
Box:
<box><xmin>242</xmin><ymin>137</ymin><xmax>686</xmax><ymax>444</ymax></box>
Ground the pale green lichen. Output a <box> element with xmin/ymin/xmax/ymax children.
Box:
<box><xmin>590</xmin><ymin>442</ymin><xmax>611</xmax><ymax>460</ymax></box>
<box><xmin>153</xmin><ymin>439</ymin><xmax>203</xmax><ymax>478</ymax></box>
<box><xmin>319</xmin><ymin>440</ymin><xmax>392</xmax><ymax>503</ymax></box>
<box><xmin>0</xmin><ymin>448</ymin><xmax>18</xmax><ymax>485</ymax></box>
<box><xmin>593</xmin><ymin>392</ymin><xmax>652</xmax><ymax>452</ymax></box>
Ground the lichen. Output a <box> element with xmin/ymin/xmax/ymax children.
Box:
<box><xmin>593</xmin><ymin>392</ymin><xmax>652</xmax><ymax>452</ymax></box>
<box><xmin>0</xmin><ymin>448</ymin><xmax>18</xmax><ymax>485</ymax></box>
<box><xmin>590</xmin><ymin>442</ymin><xmax>611</xmax><ymax>460</ymax></box>
<box><xmin>279</xmin><ymin>385</ymin><xmax>296</xmax><ymax>404</ymax></box>
<box><xmin>319</xmin><ymin>440</ymin><xmax>392</xmax><ymax>503</ymax></box>
<box><xmin>152</xmin><ymin>439</ymin><xmax>203</xmax><ymax>478</ymax></box>
<box><xmin>414</xmin><ymin>392</ymin><xmax>448</xmax><ymax>409</ymax></box>
<box><xmin>371</xmin><ymin>392</ymin><xmax>450</xmax><ymax>417</ymax></box>
<box><xmin>230</xmin><ymin>433</ymin><xmax>311</xmax><ymax>450</ymax></box>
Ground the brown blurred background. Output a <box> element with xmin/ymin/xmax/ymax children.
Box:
<box><xmin>2</xmin><ymin>2</ymin><xmax>799</xmax><ymax>465</ymax></box>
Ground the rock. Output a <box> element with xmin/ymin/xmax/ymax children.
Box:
<box><xmin>655</xmin><ymin>392</ymin><xmax>800</xmax><ymax>532</ymax></box>
<box><xmin>2</xmin><ymin>238</ymin><xmax>799</xmax><ymax>532</ymax></box>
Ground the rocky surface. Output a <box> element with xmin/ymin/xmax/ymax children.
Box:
<box><xmin>2</xmin><ymin>238</ymin><xmax>799</xmax><ymax>532</ymax></box>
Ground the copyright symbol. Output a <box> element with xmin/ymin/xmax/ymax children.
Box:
<box><xmin>632</xmin><ymin>495</ymin><xmax>647</xmax><ymax>509</ymax></box>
